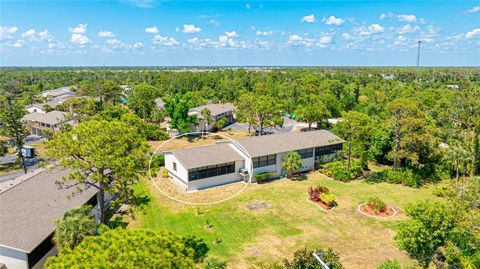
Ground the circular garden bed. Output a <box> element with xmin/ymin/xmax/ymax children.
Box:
<box><xmin>357</xmin><ymin>203</ymin><xmax>397</xmax><ymax>219</ymax></box>
<box><xmin>307</xmin><ymin>186</ymin><xmax>336</xmax><ymax>212</ymax></box>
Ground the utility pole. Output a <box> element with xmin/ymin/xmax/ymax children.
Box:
<box><xmin>416</xmin><ymin>40</ymin><xmax>421</xmax><ymax>80</ymax></box>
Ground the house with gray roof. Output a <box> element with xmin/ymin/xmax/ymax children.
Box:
<box><xmin>40</xmin><ymin>87</ymin><xmax>76</xmax><ymax>101</ymax></box>
<box><xmin>0</xmin><ymin>169</ymin><xmax>97</xmax><ymax>269</ymax></box>
<box><xmin>164</xmin><ymin>130</ymin><xmax>344</xmax><ymax>191</ymax></box>
<box><xmin>22</xmin><ymin>111</ymin><xmax>73</xmax><ymax>136</ymax></box>
<box><xmin>188</xmin><ymin>103</ymin><xmax>235</xmax><ymax>132</ymax></box>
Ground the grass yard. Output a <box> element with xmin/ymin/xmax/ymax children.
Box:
<box><xmin>130</xmin><ymin>171</ymin><xmax>439</xmax><ymax>269</ymax></box>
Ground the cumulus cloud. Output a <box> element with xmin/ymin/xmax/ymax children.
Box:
<box><xmin>98</xmin><ymin>31</ymin><xmax>115</xmax><ymax>37</ymax></box>
<box><xmin>301</xmin><ymin>14</ymin><xmax>316</xmax><ymax>23</ymax></box>
<box><xmin>394</xmin><ymin>35</ymin><xmax>407</xmax><ymax>45</ymax></box>
<box><xmin>0</xmin><ymin>25</ymin><xmax>18</xmax><ymax>40</ymax></box>
<box><xmin>287</xmin><ymin>33</ymin><xmax>331</xmax><ymax>48</ymax></box>
<box><xmin>38</xmin><ymin>30</ymin><xmax>50</xmax><ymax>40</ymax></box>
<box><xmin>398</xmin><ymin>24</ymin><xmax>420</xmax><ymax>34</ymax></box>
<box><xmin>353</xmin><ymin>24</ymin><xmax>385</xmax><ymax>36</ymax></box>
<box><xmin>465</xmin><ymin>28</ymin><xmax>480</xmax><ymax>39</ymax></box>
<box><xmin>182</xmin><ymin>24</ymin><xmax>201</xmax><ymax>33</ymax></box>
<box><xmin>323</xmin><ymin>16</ymin><xmax>344</xmax><ymax>26</ymax></box>
<box><xmin>69</xmin><ymin>24</ymin><xmax>90</xmax><ymax>45</ymax></box>
<box><xmin>145</xmin><ymin>26</ymin><xmax>159</xmax><ymax>34</ymax></box>
<box><xmin>152</xmin><ymin>34</ymin><xmax>179</xmax><ymax>46</ymax></box>
<box><xmin>12</xmin><ymin>40</ymin><xmax>25</xmax><ymax>48</ymax></box>
<box><xmin>256</xmin><ymin>30</ymin><xmax>273</xmax><ymax>36</ymax></box>
<box><xmin>132</xmin><ymin>42</ymin><xmax>144</xmax><ymax>49</ymax></box>
<box><xmin>209</xmin><ymin>19</ymin><xmax>219</xmax><ymax>26</ymax></box>
<box><xmin>225</xmin><ymin>31</ymin><xmax>238</xmax><ymax>37</ymax></box>
<box><xmin>380</xmin><ymin>12</ymin><xmax>417</xmax><ymax>23</ymax></box>
<box><xmin>21</xmin><ymin>29</ymin><xmax>36</xmax><ymax>39</ymax></box>
<box><xmin>467</xmin><ymin>6</ymin><xmax>480</xmax><ymax>13</ymax></box>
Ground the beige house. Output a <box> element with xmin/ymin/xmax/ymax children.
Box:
<box><xmin>22</xmin><ymin>111</ymin><xmax>73</xmax><ymax>136</ymax></box>
<box><xmin>164</xmin><ymin>130</ymin><xmax>344</xmax><ymax>191</ymax></box>
<box><xmin>188</xmin><ymin>103</ymin><xmax>235</xmax><ymax>132</ymax></box>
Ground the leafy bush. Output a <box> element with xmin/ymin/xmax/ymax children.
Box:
<box><xmin>432</xmin><ymin>185</ymin><xmax>450</xmax><ymax>197</ymax></box>
<box><xmin>322</xmin><ymin>160</ymin><xmax>364</xmax><ymax>182</ymax></box>
<box><xmin>203</xmin><ymin>256</ymin><xmax>227</xmax><ymax>269</ymax></box>
<box><xmin>367</xmin><ymin>196</ymin><xmax>387</xmax><ymax>214</ymax></box>
<box><xmin>161</xmin><ymin>167</ymin><xmax>169</xmax><ymax>178</ymax></box>
<box><xmin>320</xmin><ymin>193</ymin><xmax>336</xmax><ymax>206</ymax></box>
<box><xmin>283</xmin><ymin>248</ymin><xmax>344</xmax><ymax>269</ymax></box>
<box><xmin>255</xmin><ymin>171</ymin><xmax>276</xmax><ymax>183</ymax></box>
<box><xmin>377</xmin><ymin>259</ymin><xmax>402</xmax><ymax>269</ymax></box>
<box><xmin>307</xmin><ymin>185</ymin><xmax>329</xmax><ymax>202</ymax></box>
<box><xmin>364</xmin><ymin>168</ymin><xmax>421</xmax><ymax>187</ymax></box>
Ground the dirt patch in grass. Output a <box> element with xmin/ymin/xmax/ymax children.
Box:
<box><xmin>246</xmin><ymin>200</ymin><xmax>272</xmax><ymax>211</ymax></box>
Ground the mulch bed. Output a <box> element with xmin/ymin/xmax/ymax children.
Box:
<box><xmin>358</xmin><ymin>204</ymin><xmax>396</xmax><ymax>218</ymax></box>
<box><xmin>306</xmin><ymin>197</ymin><xmax>336</xmax><ymax>212</ymax></box>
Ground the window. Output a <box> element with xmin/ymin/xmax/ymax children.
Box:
<box><xmin>188</xmin><ymin>162</ymin><xmax>236</xmax><ymax>181</ymax></box>
<box><xmin>297</xmin><ymin>148</ymin><xmax>314</xmax><ymax>159</ymax></box>
<box><xmin>315</xmin><ymin>144</ymin><xmax>343</xmax><ymax>157</ymax></box>
<box><xmin>173</xmin><ymin>162</ymin><xmax>177</xmax><ymax>171</ymax></box>
<box><xmin>252</xmin><ymin>154</ymin><xmax>276</xmax><ymax>168</ymax></box>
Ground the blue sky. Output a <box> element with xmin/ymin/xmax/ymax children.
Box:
<box><xmin>0</xmin><ymin>0</ymin><xmax>479</xmax><ymax>66</ymax></box>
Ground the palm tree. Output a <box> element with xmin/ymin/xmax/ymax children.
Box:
<box><xmin>53</xmin><ymin>205</ymin><xmax>97</xmax><ymax>249</ymax></box>
<box><xmin>443</xmin><ymin>141</ymin><xmax>471</xmax><ymax>183</ymax></box>
<box><xmin>282</xmin><ymin>151</ymin><xmax>302</xmax><ymax>178</ymax></box>
<box><xmin>200</xmin><ymin>108</ymin><xmax>213</xmax><ymax>138</ymax></box>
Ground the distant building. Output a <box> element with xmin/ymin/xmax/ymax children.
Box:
<box><xmin>164</xmin><ymin>130</ymin><xmax>344</xmax><ymax>191</ymax></box>
<box><xmin>22</xmin><ymin>111</ymin><xmax>73</xmax><ymax>136</ymax></box>
<box><xmin>40</xmin><ymin>87</ymin><xmax>76</xmax><ymax>101</ymax></box>
<box><xmin>188</xmin><ymin>103</ymin><xmax>235</xmax><ymax>132</ymax></box>
<box><xmin>155</xmin><ymin>98</ymin><xmax>165</xmax><ymax>110</ymax></box>
<box><xmin>0</xmin><ymin>169</ymin><xmax>97</xmax><ymax>269</ymax></box>
<box><xmin>444</xmin><ymin>84</ymin><xmax>459</xmax><ymax>90</ymax></box>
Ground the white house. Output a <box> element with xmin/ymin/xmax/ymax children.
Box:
<box><xmin>0</xmin><ymin>169</ymin><xmax>97</xmax><ymax>269</ymax></box>
<box><xmin>164</xmin><ymin>130</ymin><xmax>344</xmax><ymax>191</ymax></box>
<box><xmin>40</xmin><ymin>87</ymin><xmax>76</xmax><ymax>101</ymax></box>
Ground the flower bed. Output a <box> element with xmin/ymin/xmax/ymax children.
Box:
<box><xmin>307</xmin><ymin>185</ymin><xmax>336</xmax><ymax>211</ymax></box>
<box><xmin>357</xmin><ymin>203</ymin><xmax>397</xmax><ymax>218</ymax></box>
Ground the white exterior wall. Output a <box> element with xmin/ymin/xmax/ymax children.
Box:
<box><xmin>188</xmin><ymin>160</ymin><xmax>244</xmax><ymax>191</ymax></box>
<box><xmin>0</xmin><ymin>246</ymin><xmax>28</xmax><ymax>269</ymax></box>
<box><xmin>26</xmin><ymin>106</ymin><xmax>45</xmax><ymax>114</ymax></box>
<box><xmin>164</xmin><ymin>154</ymin><xmax>189</xmax><ymax>188</ymax></box>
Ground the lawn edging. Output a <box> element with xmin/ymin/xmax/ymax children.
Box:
<box><xmin>357</xmin><ymin>203</ymin><xmax>397</xmax><ymax>219</ymax></box>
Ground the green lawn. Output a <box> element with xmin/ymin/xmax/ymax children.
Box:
<box><xmin>131</xmin><ymin>171</ymin><xmax>439</xmax><ymax>269</ymax></box>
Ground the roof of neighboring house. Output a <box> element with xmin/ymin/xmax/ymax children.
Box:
<box><xmin>23</xmin><ymin>111</ymin><xmax>71</xmax><ymax>125</ymax></box>
<box><xmin>189</xmin><ymin>103</ymin><xmax>235</xmax><ymax>118</ymax></box>
<box><xmin>27</xmin><ymin>96</ymin><xmax>74</xmax><ymax>111</ymax></box>
<box><xmin>237</xmin><ymin>130</ymin><xmax>344</xmax><ymax>158</ymax></box>
<box><xmin>41</xmin><ymin>87</ymin><xmax>75</xmax><ymax>97</ymax></box>
<box><xmin>0</xmin><ymin>169</ymin><xmax>97</xmax><ymax>253</ymax></box>
<box><xmin>168</xmin><ymin>143</ymin><xmax>243</xmax><ymax>169</ymax></box>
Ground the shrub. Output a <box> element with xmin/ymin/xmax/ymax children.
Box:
<box><xmin>255</xmin><ymin>171</ymin><xmax>275</xmax><ymax>183</ymax></box>
<box><xmin>364</xmin><ymin>168</ymin><xmax>421</xmax><ymax>187</ymax></box>
<box><xmin>161</xmin><ymin>167</ymin><xmax>169</xmax><ymax>178</ymax></box>
<box><xmin>433</xmin><ymin>185</ymin><xmax>450</xmax><ymax>197</ymax></box>
<box><xmin>322</xmin><ymin>160</ymin><xmax>364</xmax><ymax>182</ymax></box>
<box><xmin>377</xmin><ymin>259</ymin><xmax>402</xmax><ymax>269</ymax></box>
<box><xmin>283</xmin><ymin>248</ymin><xmax>344</xmax><ymax>269</ymax></box>
<box><xmin>367</xmin><ymin>196</ymin><xmax>387</xmax><ymax>214</ymax></box>
<box><xmin>320</xmin><ymin>193</ymin><xmax>336</xmax><ymax>206</ymax></box>
<box><xmin>307</xmin><ymin>185</ymin><xmax>329</xmax><ymax>202</ymax></box>
<box><xmin>203</xmin><ymin>256</ymin><xmax>227</xmax><ymax>269</ymax></box>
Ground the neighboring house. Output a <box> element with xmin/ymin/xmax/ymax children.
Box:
<box><xmin>188</xmin><ymin>103</ymin><xmax>235</xmax><ymax>132</ymax></box>
<box><xmin>40</xmin><ymin>87</ymin><xmax>76</xmax><ymax>101</ymax></box>
<box><xmin>26</xmin><ymin>97</ymin><xmax>72</xmax><ymax>114</ymax></box>
<box><xmin>25</xmin><ymin>104</ymin><xmax>45</xmax><ymax>114</ymax></box>
<box><xmin>155</xmin><ymin>98</ymin><xmax>165</xmax><ymax>110</ymax></box>
<box><xmin>0</xmin><ymin>169</ymin><xmax>97</xmax><ymax>269</ymax></box>
<box><xmin>22</xmin><ymin>111</ymin><xmax>73</xmax><ymax>136</ymax></box>
<box><xmin>164</xmin><ymin>130</ymin><xmax>344</xmax><ymax>191</ymax></box>
<box><xmin>444</xmin><ymin>84</ymin><xmax>459</xmax><ymax>90</ymax></box>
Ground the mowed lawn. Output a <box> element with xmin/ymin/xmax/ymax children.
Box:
<box><xmin>130</xmin><ymin>171</ymin><xmax>439</xmax><ymax>269</ymax></box>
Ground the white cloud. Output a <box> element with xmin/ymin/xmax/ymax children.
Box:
<box><xmin>341</xmin><ymin>33</ymin><xmax>352</xmax><ymax>40</ymax></box>
<box><xmin>145</xmin><ymin>26</ymin><xmax>159</xmax><ymax>34</ymax></box>
<box><xmin>353</xmin><ymin>24</ymin><xmax>385</xmax><ymax>36</ymax></box>
<box><xmin>182</xmin><ymin>24</ymin><xmax>201</xmax><ymax>34</ymax></box>
<box><xmin>124</xmin><ymin>0</ymin><xmax>156</xmax><ymax>8</ymax></box>
<box><xmin>398</xmin><ymin>24</ymin><xmax>420</xmax><ymax>34</ymax></box>
<box><xmin>38</xmin><ymin>30</ymin><xmax>50</xmax><ymax>40</ymax></box>
<box><xmin>21</xmin><ymin>29</ymin><xmax>36</xmax><ymax>39</ymax></box>
<box><xmin>288</xmin><ymin>34</ymin><xmax>303</xmax><ymax>42</ymax></box>
<box><xmin>209</xmin><ymin>19</ymin><xmax>219</xmax><ymax>26</ymax></box>
<box><xmin>465</xmin><ymin>28</ymin><xmax>480</xmax><ymax>39</ymax></box>
<box><xmin>323</xmin><ymin>16</ymin><xmax>344</xmax><ymax>26</ymax></box>
<box><xmin>467</xmin><ymin>6</ymin><xmax>480</xmax><ymax>13</ymax></box>
<box><xmin>69</xmin><ymin>23</ymin><xmax>87</xmax><ymax>34</ymax></box>
<box><xmin>13</xmin><ymin>40</ymin><xmax>25</xmax><ymax>48</ymax></box>
<box><xmin>152</xmin><ymin>34</ymin><xmax>179</xmax><ymax>46</ymax></box>
<box><xmin>71</xmin><ymin>33</ymin><xmax>91</xmax><ymax>45</ymax></box>
<box><xmin>301</xmin><ymin>14</ymin><xmax>316</xmax><ymax>23</ymax></box>
<box><xmin>132</xmin><ymin>42</ymin><xmax>144</xmax><ymax>49</ymax></box>
<box><xmin>256</xmin><ymin>30</ymin><xmax>273</xmax><ymax>36</ymax></box>
<box><xmin>398</xmin><ymin>14</ymin><xmax>417</xmax><ymax>22</ymax></box>
<box><xmin>98</xmin><ymin>31</ymin><xmax>115</xmax><ymax>37</ymax></box>
<box><xmin>379</xmin><ymin>13</ymin><xmax>387</xmax><ymax>19</ymax></box>
<box><xmin>394</xmin><ymin>35</ymin><xmax>407</xmax><ymax>45</ymax></box>
<box><xmin>225</xmin><ymin>31</ymin><xmax>238</xmax><ymax>37</ymax></box>
<box><xmin>318</xmin><ymin>35</ymin><xmax>333</xmax><ymax>45</ymax></box>
<box><xmin>0</xmin><ymin>25</ymin><xmax>18</xmax><ymax>40</ymax></box>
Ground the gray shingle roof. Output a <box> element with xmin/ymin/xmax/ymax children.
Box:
<box><xmin>237</xmin><ymin>130</ymin><xmax>344</xmax><ymax>158</ymax></box>
<box><xmin>0</xmin><ymin>169</ymin><xmax>96</xmax><ymax>253</ymax></box>
<box><xmin>169</xmin><ymin>143</ymin><xmax>243</xmax><ymax>169</ymax></box>
<box><xmin>169</xmin><ymin>130</ymin><xmax>344</xmax><ymax>169</ymax></box>
<box><xmin>22</xmin><ymin>111</ymin><xmax>71</xmax><ymax>125</ymax></box>
<box><xmin>189</xmin><ymin>103</ymin><xmax>235</xmax><ymax>117</ymax></box>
